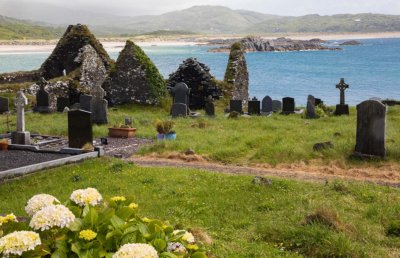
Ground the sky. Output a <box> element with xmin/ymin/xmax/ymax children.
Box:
<box><xmin>10</xmin><ymin>0</ymin><xmax>400</xmax><ymax>16</ymax></box>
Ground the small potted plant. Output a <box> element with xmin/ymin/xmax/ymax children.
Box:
<box><xmin>0</xmin><ymin>138</ymin><xmax>8</xmax><ymax>151</ymax></box>
<box><xmin>156</xmin><ymin>119</ymin><xmax>176</xmax><ymax>140</ymax></box>
<box><xmin>108</xmin><ymin>123</ymin><xmax>137</xmax><ymax>138</ymax></box>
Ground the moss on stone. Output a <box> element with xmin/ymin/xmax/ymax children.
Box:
<box><xmin>123</xmin><ymin>40</ymin><xmax>166</xmax><ymax>102</ymax></box>
<box><xmin>224</xmin><ymin>42</ymin><xmax>243</xmax><ymax>82</ymax></box>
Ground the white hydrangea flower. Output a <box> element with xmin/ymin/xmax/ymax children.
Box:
<box><xmin>112</xmin><ymin>243</ymin><xmax>158</xmax><ymax>258</ymax></box>
<box><xmin>29</xmin><ymin>204</ymin><xmax>75</xmax><ymax>231</ymax></box>
<box><xmin>25</xmin><ymin>194</ymin><xmax>60</xmax><ymax>217</ymax></box>
<box><xmin>167</xmin><ymin>242</ymin><xmax>187</xmax><ymax>254</ymax></box>
<box><xmin>0</xmin><ymin>231</ymin><xmax>41</xmax><ymax>256</ymax></box>
<box><xmin>70</xmin><ymin>188</ymin><xmax>102</xmax><ymax>207</ymax></box>
<box><xmin>173</xmin><ymin>230</ymin><xmax>195</xmax><ymax>243</ymax></box>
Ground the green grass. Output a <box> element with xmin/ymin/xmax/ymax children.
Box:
<box><xmin>1</xmin><ymin>103</ymin><xmax>400</xmax><ymax>167</ymax></box>
<box><xmin>1</xmin><ymin>158</ymin><xmax>400</xmax><ymax>257</ymax></box>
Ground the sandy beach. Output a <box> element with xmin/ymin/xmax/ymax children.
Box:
<box><xmin>0</xmin><ymin>32</ymin><xmax>399</xmax><ymax>54</ymax></box>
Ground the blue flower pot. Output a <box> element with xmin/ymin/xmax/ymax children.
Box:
<box><xmin>164</xmin><ymin>133</ymin><xmax>176</xmax><ymax>140</ymax></box>
<box><xmin>156</xmin><ymin>133</ymin><xmax>165</xmax><ymax>140</ymax></box>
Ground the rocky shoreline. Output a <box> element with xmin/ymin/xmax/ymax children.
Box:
<box><xmin>208</xmin><ymin>37</ymin><xmax>341</xmax><ymax>53</ymax></box>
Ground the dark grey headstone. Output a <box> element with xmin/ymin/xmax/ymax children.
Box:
<box><xmin>354</xmin><ymin>100</ymin><xmax>386</xmax><ymax>157</ymax></box>
<box><xmin>230</xmin><ymin>100</ymin><xmax>243</xmax><ymax>114</ymax></box>
<box><xmin>272</xmin><ymin>100</ymin><xmax>282</xmax><ymax>112</ymax></box>
<box><xmin>171</xmin><ymin>103</ymin><xmax>188</xmax><ymax>118</ymax></box>
<box><xmin>36</xmin><ymin>88</ymin><xmax>49</xmax><ymax>107</ymax></box>
<box><xmin>261</xmin><ymin>96</ymin><xmax>273</xmax><ymax>113</ymax></box>
<box><xmin>91</xmin><ymin>86</ymin><xmax>108</xmax><ymax>124</ymax></box>
<box><xmin>80</xmin><ymin>94</ymin><xmax>92</xmax><ymax>112</ymax></box>
<box><xmin>306</xmin><ymin>95</ymin><xmax>316</xmax><ymax>119</ymax></box>
<box><xmin>68</xmin><ymin>110</ymin><xmax>93</xmax><ymax>148</ymax></box>
<box><xmin>171</xmin><ymin>82</ymin><xmax>190</xmax><ymax>106</ymax></box>
<box><xmin>0</xmin><ymin>97</ymin><xmax>9</xmax><ymax>113</ymax></box>
<box><xmin>205</xmin><ymin>97</ymin><xmax>215</xmax><ymax>116</ymax></box>
<box><xmin>248</xmin><ymin>99</ymin><xmax>260</xmax><ymax>115</ymax></box>
<box><xmin>57</xmin><ymin>97</ymin><xmax>70</xmax><ymax>112</ymax></box>
<box><xmin>282</xmin><ymin>97</ymin><xmax>295</xmax><ymax>114</ymax></box>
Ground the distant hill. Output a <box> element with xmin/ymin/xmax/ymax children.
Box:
<box><xmin>0</xmin><ymin>15</ymin><xmax>62</xmax><ymax>40</ymax></box>
<box><xmin>1</xmin><ymin>4</ymin><xmax>400</xmax><ymax>36</ymax></box>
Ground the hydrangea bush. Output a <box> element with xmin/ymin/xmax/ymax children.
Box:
<box><xmin>0</xmin><ymin>189</ymin><xmax>207</xmax><ymax>258</ymax></box>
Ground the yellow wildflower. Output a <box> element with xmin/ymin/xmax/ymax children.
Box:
<box><xmin>111</xmin><ymin>196</ymin><xmax>126</xmax><ymax>202</ymax></box>
<box><xmin>79</xmin><ymin>229</ymin><xmax>97</xmax><ymax>241</ymax></box>
<box><xmin>128</xmin><ymin>203</ymin><xmax>138</xmax><ymax>209</ymax></box>
<box><xmin>187</xmin><ymin>244</ymin><xmax>199</xmax><ymax>250</ymax></box>
<box><xmin>0</xmin><ymin>213</ymin><xmax>17</xmax><ymax>226</ymax></box>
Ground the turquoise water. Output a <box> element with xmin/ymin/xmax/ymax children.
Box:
<box><xmin>1</xmin><ymin>38</ymin><xmax>400</xmax><ymax>105</ymax></box>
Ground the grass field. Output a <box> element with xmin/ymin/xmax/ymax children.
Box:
<box><xmin>1</xmin><ymin>158</ymin><xmax>400</xmax><ymax>257</ymax></box>
<box><xmin>1</xmin><ymin>102</ymin><xmax>400</xmax><ymax>167</ymax></box>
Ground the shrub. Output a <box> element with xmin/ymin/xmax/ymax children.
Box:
<box><xmin>304</xmin><ymin>208</ymin><xmax>341</xmax><ymax>230</ymax></box>
<box><xmin>386</xmin><ymin>220</ymin><xmax>400</xmax><ymax>237</ymax></box>
<box><xmin>155</xmin><ymin>119</ymin><xmax>174</xmax><ymax>134</ymax></box>
<box><xmin>0</xmin><ymin>189</ymin><xmax>207</xmax><ymax>257</ymax></box>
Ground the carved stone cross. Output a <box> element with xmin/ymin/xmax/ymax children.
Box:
<box><xmin>14</xmin><ymin>91</ymin><xmax>28</xmax><ymax>132</ymax></box>
<box><xmin>336</xmin><ymin>78</ymin><xmax>349</xmax><ymax>105</ymax></box>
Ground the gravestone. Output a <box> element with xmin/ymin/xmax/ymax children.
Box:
<box><xmin>306</xmin><ymin>95</ymin><xmax>316</xmax><ymax>119</ymax></box>
<box><xmin>272</xmin><ymin>100</ymin><xmax>282</xmax><ymax>112</ymax></box>
<box><xmin>282</xmin><ymin>97</ymin><xmax>295</xmax><ymax>114</ymax></box>
<box><xmin>90</xmin><ymin>85</ymin><xmax>108</xmax><ymax>124</ymax></box>
<box><xmin>261</xmin><ymin>96</ymin><xmax>273</xmax><ymax>113</ymax></box>
<box><xmin>334</xmin><ymin>78</ymin><xmax>349</xmax><ymax>115</ymax></box>
<box><xmin>230</xmin><ymin>100</ymin><xmax>243</xmax><ymax>114</ymax></box>
<box><xmin>354</xmin><ymin>100</ymin><xmax>386</xmax><ymax>157</ymax></box>
<box><xmin>34</xmin><ymin>77</ymin><xmax>50</xmax><ymax>113</ymax></box>
<box><xmin>11</xmin><ymin>91</ymin><xmax>30</xmax><ymax>145</ymax></box>
<box><xmin>68</xmin><ymin>110</ymin><xmax>93</xmax><ymax>148</ymax></box>
<box><xmin>170</xmin><ymin>82</ymin><xmax>190</xmax><ymax>115</ymax></box>
<box><xmin>0</xmin><ymin>97</ymin><xmax>9</xmax><ymax>113</ymax></box>
<box><xmin>80</xmin><ymin>94</ymin><xmax>92</xmax><ymax>112</ymax></box>
<box><xmin>205</xmin><ymin>95</ymin><xmax>215</xmax><ymax>116</ymax></box>
<box><xmin>125</xmin><ymin>117</ymin><xmax>132</xmax><ymax>126</ymax></box>
<box><xmin>248</xmin><ymin>97</ymin><xmax>260</xmax><ymax>115</ymax></box>
<box><xmin>315</xmin><ymin>98</ymin><xmax>323</xmax><ymax>106</ymax></box>
<box><xmin>57</xmin><ymin>97</ymin><xmax>70</xmax><ymax>112</ymax></box>
<box><xmin>171</xmin><ymin>103</ymin><xmax>188</xmax><ymax>118</ymax></box>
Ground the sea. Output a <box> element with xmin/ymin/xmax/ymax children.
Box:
<box><xmin>1</xmin><ymin>38</ymin><xmax>400</xmax><ymax>106</ymax></box>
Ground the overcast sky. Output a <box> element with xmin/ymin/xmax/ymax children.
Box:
<box><xmin>5</xmin><ymin>0</ymin><xmax>400</xmax><ymax>16</ymax></box>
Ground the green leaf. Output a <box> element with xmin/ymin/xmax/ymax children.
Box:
<box><xmin>138</xmin><ymin>222</ymin><xmax>149</xmax><ymax>235</ymax></box>
<box><xmin>153</xmin><ymin>238</ymin><xmax>167</xmax><ymax>251</ymax></box>
<box><xmin>191</xmin><ymin>252</ymin><xmax>207</xmax><ymax>258</ymax></box>
<box><xmin>160</xmin><ymin>252</ymin><xmax>178</xmax><ymax>258</ymax></box>
<box><xmin>110</xmin><ymin>215</ymin><xmax>125</xmax><ymax>229</ymax></box>
<box><xmin>84</xmin><ymin>207</ymin><xmax>99</xmax><ymax>227</ymax></box>
<box><xmin>69</xmin><ymin>218</ymin><xmax>84</xmax><ymax>232</ymax></box>
<box><xmin>116</xmin><ymin>207</ymin><xmax>134</xmax><ymax>220</ymax></box>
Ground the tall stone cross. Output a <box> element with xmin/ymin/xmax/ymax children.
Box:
<box><xmin>336</xmin><ymin>78</ymin><xmax>349</xmax><ymax>105</ymax></box>
<box><xmin>15</xmin><ymin>91</ymin><xmax>28</xmax><ymax>132</ymax></box>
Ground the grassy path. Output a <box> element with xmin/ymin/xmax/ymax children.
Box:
<box><xmin>130</xmin><ymin>156</ymin><xmax>400</xmax><ymax>188</ymax></box>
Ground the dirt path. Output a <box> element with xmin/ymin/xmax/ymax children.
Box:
<box><xmin>129</xmin><ymin>156</ymin><xmax>400</xmax><ymax>188</ymax></box>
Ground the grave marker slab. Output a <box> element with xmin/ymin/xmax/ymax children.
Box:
<box><xmin>80</xmin><ymin>94</ymin><xmax>92</xmax><ymax>112</ymax></box>
<box><xmin>335</xmin><ymin>78</ymin><xmax>350</xmax><ymax>115</ymax></box>
<box><xmin>282</xmin><ymin>97</ymin><xmax>295</xmax><ymax>114</ymax></box>
<box><xmin>306</xmin><ymin>95</ymin><xmax>316</xmax><ymax>119</ymax></box>
<box><xmin>205</xmin><ymin>96</ymin><xmax>215</xmax><ymax>116</ymax></box>
<box><xmin>0</xmin><ymin>96</ymin><xmax>9</xmax><ymax>113</ymax></box>
<box><xmin>34</xmin><ymin>78</ymin><xmax>50</xmax><ymax>113</ymax></box>
<box><xmin>272</xmin><ymin>100</ymin><xmax>282</xmax><ymax>112</ymax></box>
<box><xmin>91</xmin><ymin>86</ymin><xmax>108</xmax><ymax>124</ymax></box>
<box><xmin>354</xmin><ymin>100</ymin><xmax>386</xmax><ymax>157</ymax></box>
<box><xmin>11</xmin><ymin>91</ymin><xmax>30</xmax><ymax>144</ymax></box>
<box><xmin>57</xmin><ymin>97</ymin><xmax>70</xmax><ymax>112</ymax></box>
<box><xmin>230</xmin><ymin>100</ymin><xmax>243</xmax><ymax>114</ymax></box>
<box><xmin>171</xmin><ymin>103</ymin><xmax>188</xmax><ymax>118</ymax></box>
<box><xmin>68</xmin><ymin>110</ymin><xmax>93</xmax><ymax>148</ymax></box>
<box><xmin>261</xmin><ymin>96</ymin><xmax>273</xmax><ymax>113</ymax></box>
<box><xmin>248</xmin><ymin>97</ymin><xmax>260</xmax><ymax>115</ymax></box>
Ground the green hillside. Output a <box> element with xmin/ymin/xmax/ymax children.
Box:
<box><xmin>0</xmin><ymin>15</ymin><xmax>62</xmax><ymax>40</ymax></box>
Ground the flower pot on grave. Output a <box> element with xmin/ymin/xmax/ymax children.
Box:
<box><xmin>108</xmin><ymin>128</ymin><xmax>137</xmax><ymax>138</ymax></box>
<box><xmin>165</xmin><ymin>133</ymin><xmax>177</xmax><ymax>140</ymax></box>
<box><xmin>0</xmin><ymin>141</ymin><xmax>8</xmax><ymax>151</ymax></box>
<box><xmin>156</xmin><ymin>133</ymin><xmax>165</xmax><ymax>140</ymax></box>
